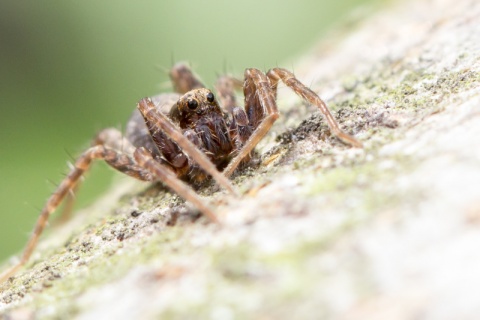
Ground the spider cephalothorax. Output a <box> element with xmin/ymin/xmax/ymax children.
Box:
<box><xmin>0</xmin><ymin>62</ymin><xmax>362</xmax><ymax>282</ymax></box>
<box><xmin>168</xmin><ymin>88</ymin><xmax>236</xmax><ymax>175</ymax></box>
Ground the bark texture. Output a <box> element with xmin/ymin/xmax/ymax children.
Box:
<box><xmin>1</xmin><ymin>0</ymin><xmax>480</xmax><ymax>318</ymax></box>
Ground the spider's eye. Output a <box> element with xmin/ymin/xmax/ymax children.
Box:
<box><xmin>187</xmin><ymin>99</ymin><xmax>198</xmax><ymax>110</ymax></box>
<box><xmin>206</xmin><ymin>92</ymin><xmax>215</xmax><ymax>103</ymax></box>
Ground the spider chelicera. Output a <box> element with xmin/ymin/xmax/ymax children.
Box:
<box><xmin>0</xmin><ymin>63</ymin><xmax>362</xmax><ymax>282</ymax></box>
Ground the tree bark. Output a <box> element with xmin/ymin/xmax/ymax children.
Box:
<box><xmin>2</xmin><ymin>0</ymin><xmax>480</xmax><ymax>318</ymax></box>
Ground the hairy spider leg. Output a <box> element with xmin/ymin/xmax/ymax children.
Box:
<box><xmin>213</xmin><ymin>74</ymin><xmax>252</xmax><ymax>153</ymax></box>
<box><xmin>0</xmin><ymin>134</ymin><xmax>154</xmax><ymax>282</ymax></box>
<box><xmin>267</xmin><ymin>68</ymin><xmax>363</xmax><ymax>148</ymax></box>
<box><xmin>55</xmin><ymin>128</ymin><xmax>135</xmax><ymax>224</ymax></box>
<box><xmin>222</xmin><ymin>67</ymin><xmax>363</xmax><ymax>178</ymax></box>
<box><xmin>223</xmin><ymin>69</ymin><xmax>280</xmax><ymax>177</ymax></box>
<box><xmin>133</xmin><ymin>148</ymin><xmax>219</xmax><ymax>223</ymax></box>
<box><xmin>54</xmin><ymin>183</ymin><xmax>80</xmax><ymax>225</ymax></box>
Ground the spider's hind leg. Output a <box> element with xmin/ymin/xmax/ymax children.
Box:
<box><xmin>0</xmin><ymin>129</ymin><xmax>153</xmax><ymax>283</ymax></box>
<box><xmin>56</xmin><ymin>128</ymin><xmax>138</xmax><ymax>224</ymax></box>
<box><xmin>266</xmin><ymin>68</ymin><xmax>362</xmax><ymax>148</ymax></box>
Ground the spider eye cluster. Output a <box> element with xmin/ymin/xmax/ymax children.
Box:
<box><xmin>206</xmin><ymin>92</ymin><xmax>215</xmax><ymax>103</ymax></box>
<box><xmin>187</xmin><ymin>99</ymin><xmax>198</xmax><ymax>110</ymax></box>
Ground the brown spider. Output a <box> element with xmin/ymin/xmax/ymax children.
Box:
<box><xmin>0</xmin><ymin>63</ymin><xmax>362</xmax><ymax>283</ymax></box>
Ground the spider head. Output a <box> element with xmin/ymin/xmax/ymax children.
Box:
<box><xmin>170</xmin><ymin>88</ymin><xmax>223</xmax><ymax>128</ymax></box>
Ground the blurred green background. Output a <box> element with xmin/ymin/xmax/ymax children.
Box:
<box><xmin>0</xmin><ymin>0</ymin><xmax>375</xmax><ymax>261</ymax></box>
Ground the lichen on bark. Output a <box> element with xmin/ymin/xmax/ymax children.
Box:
<box><xmin>2</xmin><ymin>0</ymin><xmax>480</xmax><ymax>318</ymax></box>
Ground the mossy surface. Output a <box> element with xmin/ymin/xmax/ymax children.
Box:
<box><xmin>1</xmin><ymin>0</ymin><xmax>480</xmax><ymax>318</ymax></box>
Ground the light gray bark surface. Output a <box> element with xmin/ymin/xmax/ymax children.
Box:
<box><xmin>1</xmin><ymin>0</ymin><xmax>480</xmax><ymax>318</ymax></box>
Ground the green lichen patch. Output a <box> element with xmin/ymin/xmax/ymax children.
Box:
<box><xmin>2</xmin><ymin>0</ymin><xmax>480</xmax><ymax>316</ymax></box>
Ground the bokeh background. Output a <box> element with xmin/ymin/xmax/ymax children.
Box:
<box><xmin>0</xmin><ymin>0</ymin><xmax>377</xmax><ymax>261</ymax></box>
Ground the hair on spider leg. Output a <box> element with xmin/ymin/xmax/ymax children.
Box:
<box><xmin>25</xmin><ymin>202</ymin><xmax>43</xmax><ymax>218</ymax></box>
<box><xmin>67</xmin><ymin>187</ymin><xmax>77</xmax><ymax>199</ymax></box>
<box><xmin>63</xmin><ymin>148</ymin><xmax>77</xmax><ymax>163</ymax></box>
<box><xmin>57</xmin><ymin>170</ymin><xmax>85</xmax><ymax>182</ymax></box>
<box><xmin>46</xmin><ymin>178</ymin><xmax>59</xmax><ymax>189</ymax></box>
<box><xmin>66</xmin><ymin>161</ymin><xmax>76</xmax><ymax>171</ymax></box>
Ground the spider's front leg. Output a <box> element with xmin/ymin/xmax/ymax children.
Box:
<box><xmin>223</xmin><ymin>67</ymin><xmax>363</xmax><ymax>178</ymax></box>
<box><xmin>137</xmin><ymin>98</ymin><xmax>238</xmax><ymax>196</ymax></box>
<box><xmin>223</xmin><ymin>69</ymin><xmax>280</xmax><ymax>177</ymax></box>
<box><xmin>267</xmin><ymin>68</ymin><xmax>363</xmax><ymax>148</ymax></box>
<box><xmin>133</xmin><ymin>148</ymin><xmax>219</xmax><ymax>223</ymax></box>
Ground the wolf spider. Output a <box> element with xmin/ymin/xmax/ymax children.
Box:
<box><xmin>0</xmin><ymin>63</ymin><xmax>362</xmax><ymax>282</ymax></box>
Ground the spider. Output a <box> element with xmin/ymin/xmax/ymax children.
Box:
<box><xmin>0</xmin><ymin>63</ymin><xmax>362</xmax><ymax>283</ymax></box>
